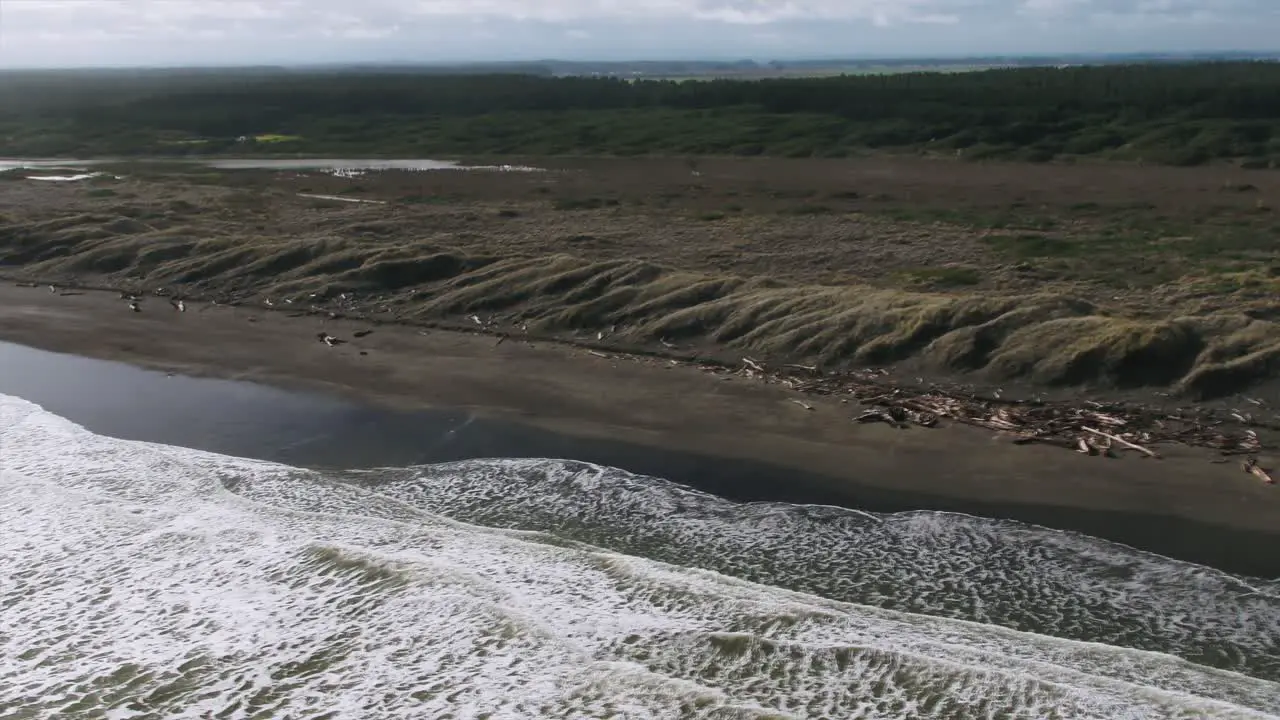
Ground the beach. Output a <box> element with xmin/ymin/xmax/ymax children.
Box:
<box><xmin>4</xmin><ymin>158</ymin><xmax>1280</xmax><ymax>718</ymax></box>
<box><xmin>2</xmin><ymin>281</ymin><xmax>1279</xmax><ymax>578</ymax></box>
<box><xmin>5</xmin><ymin>287</ymin><xmax>1280</xmax><ymax>719</ymax></box>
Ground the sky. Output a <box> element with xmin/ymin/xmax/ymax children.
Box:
<box><xmin>1</xmin><ymin>0</ymin><xmax>1277</xmax><ymax>68</ymax></box>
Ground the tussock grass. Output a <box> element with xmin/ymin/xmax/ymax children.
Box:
<box><xmin>7</xmin><ymin>211</ymin><xmax>1280</xmax><ymax>398</ymax></box>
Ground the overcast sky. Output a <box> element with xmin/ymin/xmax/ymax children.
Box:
<box><xmin>2</xmin><ymin>0</ymin><xmax>1277</xmax><ymax>68</ymax></box>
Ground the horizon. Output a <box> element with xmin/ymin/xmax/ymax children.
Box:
<box><xmin>4</xmin><ymin>50</ymin><xmax>1279</xmax><ymax>74</ymax></box>
<box><xmin>2</xmin><ymin>0</ymin><xmax>1278</xmax><ymax>69</ymax></box>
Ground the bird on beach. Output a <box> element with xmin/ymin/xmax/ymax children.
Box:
<box><xmin>317</xmin><ymin>332</ymin><xmax>346</xmax><ymax>347</ymax></box>
<box><xmin>170</xmin><ymin>298</ymin><xmax>186</xmax><ymax>312</ymax></box>
<box><xmin>48</xmin><ymin>284</ymin><xmax>56</xmax><ymax>294</ymax></box>
<box><xmin>128</xmin><ymin>301</ymin><xmax>141</xmax><ymax>313</ymax></box>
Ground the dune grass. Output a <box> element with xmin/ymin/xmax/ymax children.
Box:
<box><xmin>5</xmin><ymin>207</ymin><xmax>1280</xmax><ymax>399</ymax></box>
<box><xmin>4</xmin><ymin>158</ymin><xmax>1280</xmax><ymax>399</ymax></box>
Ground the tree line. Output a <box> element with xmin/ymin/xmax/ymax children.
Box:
<box><xmin>2</xmin><ymin>62</ymin><xmax>1278</xmax><ymax>164</ymax></box>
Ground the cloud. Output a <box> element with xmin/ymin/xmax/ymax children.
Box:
<box><xmin>4</xmin><ymin>0</ymin><xmax>980</xmax><ymax>31</ymax></box>
<box><xmin>396</xmin><ymin>0</ymin><xmax>975</xmax><ymax>25</ymax></box>
<box><xmin>1018</xmin><ymin>0</ymin><xmax>1261</xmax><ymax>22</ymax></box>
<box><xmin>1019</xmin><ymin>0</ymin><xmax>1091</xmax><ymax>17</ymax></box>
<box><xmin>1</xmin><ymin>0</ymin><xmax>1276</xmax><ymax>66</ymax></box>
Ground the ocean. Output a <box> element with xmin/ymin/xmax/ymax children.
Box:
<box><xmin>2</xmin><ymin>347</ymin><xmax>1279</xmax><ymax>718</ymax></box>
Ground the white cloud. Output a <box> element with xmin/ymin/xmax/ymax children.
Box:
<box><xmin>0</xmin><ymin>0</ymin><xmax>1275</xmax><ymax>66</ymax></box>
<box><xmin>1019</xmin><ymin>0</ymin><xmax>1092</xmax><ymax>16</ymax></box>
<box><xmin>4</xmin><ymin>0</ymin><xmax>986</xmax><ymax>29</ymax></box>
<box><xmin>396</xmin><ymin>0</ymin><xmax>976</xmax><ymax>25</ymax></box>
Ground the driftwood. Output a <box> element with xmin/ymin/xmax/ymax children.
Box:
<box><xmin>1082</xmin><ymin>426</ymin><xmax>1161</xmax><ymax>459</ymax></box>
<box><xmin>854</xmin><ymin>409</ymin><xmax>907</xmax><ymax>429</ymax></box>
<box><xmin>1242</xmin><ymin>457</ymin><xmax>1276</xmax><ymax>485</ymax></box>
<box><xmin>683</xmin><ymin>356</ymin><xmax>1270</xmax><ymax>463</ymax></box>
<box><xmin>138</xmin><ymin>278</ymin><xmax>1267</xmax><ymax>467</ymax></box>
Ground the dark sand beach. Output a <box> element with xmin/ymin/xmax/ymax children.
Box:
<box><xmin>2</xmin><ymin>282</ymin><xmax>1278</xmax><ymax>577</ymax></box>
<box><xmin>3</xmin><ymin>156</ymin><xmax>1280</xmax><ymax>576</ymax></box>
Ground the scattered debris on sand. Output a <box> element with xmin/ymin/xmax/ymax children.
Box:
<box><xmin>692</xmin><ymin>356</ymin><xmax>1270</xmax><ymax>464</ymax></box>
<box><xmin>1243</xmin><ymin>457</ymin><xmax>1276</xmax><ymax>485</ymax></box>
<box><xmin>3</xmin><ymin>278</ymin><xmax>1272</xmax><ymax>471</ymax></box>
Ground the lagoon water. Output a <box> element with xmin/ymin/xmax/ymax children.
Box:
<box><xmin>0</xmin><ymin>157</ymin><xmax>540</xmax><ymax>174</ymax></box>
<box><xmin>2</xmin><ymin>342</ymin><xmax>1279</xmax><ymax>719</ymax></box>
<box><xmin>204</xmin><ymin>158</ymin><xmax>461</xmax><ymax>171</ymax></box>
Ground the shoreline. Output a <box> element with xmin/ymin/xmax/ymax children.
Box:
<box><xmin>2</xmin><ymin>282</ymin><xmax>1279</xmax><ymax>577</ymax></box>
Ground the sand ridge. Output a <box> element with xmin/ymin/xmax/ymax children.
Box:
<box><xmin>3</xmin><ymin>158</ymin><xmax>1280</xmax><ymax>400</ymax></box>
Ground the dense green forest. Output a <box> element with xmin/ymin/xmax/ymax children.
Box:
<box><xmin>2</xmin><ymin>62</ymin><xmax>1279</xmax><ymax>165</ymax></box>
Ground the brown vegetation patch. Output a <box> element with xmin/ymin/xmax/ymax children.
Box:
<box><xmin>3</xmin><ymin>156</ymin><xmax>1280</xmax><ymax>398</ymax></box>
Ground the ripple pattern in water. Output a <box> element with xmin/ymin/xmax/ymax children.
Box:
<box><xmin>2</xmin><ymin>393</ymin><xmax>1278</xmax><ymax>719</ymax></box>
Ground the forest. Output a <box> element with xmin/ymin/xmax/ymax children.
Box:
<box><xmin>2</xmin><ymin>61</ymin><xmax>1279</xmax><ymax>165</ymax></box>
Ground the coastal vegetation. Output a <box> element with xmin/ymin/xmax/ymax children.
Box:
<box><xmin>2</xmin><ymin>62</ymin><xmax>1280</xmax><ymax>164</ymax></box>
<box><xmin>3</xmin><ymin>156</ymin><xmax>1280</xmax><ymax>399</ymax></box>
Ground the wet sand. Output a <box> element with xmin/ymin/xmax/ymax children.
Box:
<box><xmin>1</xmin><ymin>282</ymin><xmax>1279</xmax><ymax>576</ymax></box>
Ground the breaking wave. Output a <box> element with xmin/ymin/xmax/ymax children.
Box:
<box><xmin>2</xmin><ymin>392</ymin><xmax>1277</xmax><ymax>719</ymax></box>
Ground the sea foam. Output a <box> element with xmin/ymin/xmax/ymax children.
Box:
<box><xmin>2</xmin><ymin>393</ymin><xmax>1277</xmax><ymax>719</ymax></box>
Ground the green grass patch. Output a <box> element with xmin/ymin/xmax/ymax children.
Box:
<box><xmin>984</xmin><ymin>233</ymin><xmax>1084</xmax><ymax>258</ymax></box>
<box><xmin>553</xmin><ymin>197</ymin><xmax>620</xmax><ymax>211</ymax></box>
<box><xmin>779</xmin><ymin>204</ymin><xmax>836</xmax><ymax>216</ymax></box>
<box><xmin>253</xmin><ymin>134</ymin><xmax>303</xmax><ymax>143</ymax></box>
<box><xmin>396</xmin><ymin>194</ymin><xmax>452</xmax><ymax>205</ymax></box>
